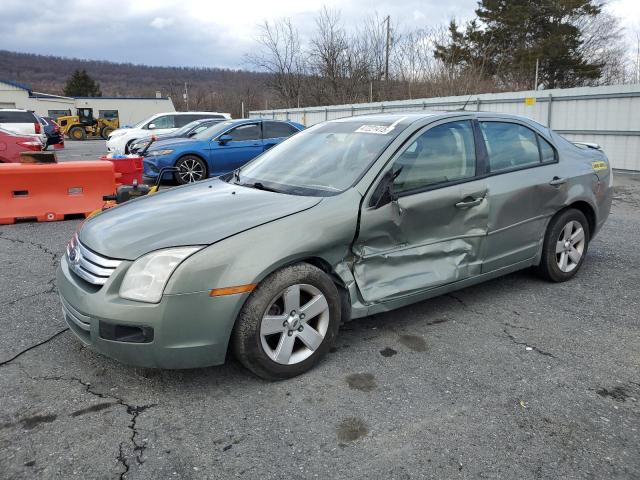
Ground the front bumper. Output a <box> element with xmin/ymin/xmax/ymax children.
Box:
<box><xmin>56</xmin><ymin>254</ymin><xmax>248</xmax><ymax>369</ymax></box>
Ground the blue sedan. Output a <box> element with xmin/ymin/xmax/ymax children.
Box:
<box><xmin>143</xmin><ymin>119</ymin><xmax>304</xmax><ymax>184</ymax></box>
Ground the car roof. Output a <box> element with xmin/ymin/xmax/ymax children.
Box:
<box><xmin>172</xmin><ymin>111</ymin><xmax>228</xmax><ymax>115</ymax></box>
<box><xmin>328</xmin><ymin>111</ymin><xmax>547</xmax><ymax>130</ymax></box>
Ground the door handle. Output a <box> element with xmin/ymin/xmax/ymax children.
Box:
<box><xmin>455</xmin><ymin>197</ymin><xmax>484</xmax><ymax>209</ymax></box>
<box><xmin>549</xmin><ymin>176</ymin><xmax>567</xmax><ymax>186</ymax></box>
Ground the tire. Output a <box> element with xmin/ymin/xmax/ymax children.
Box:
<box><xmin>536</xmin><ymin>208</ymin><xmax>590</xmax><ymax>282</ymax></box>
<box><xmin>68</xmin><ymin>126</ymin><xmax>86</xmax><ymax>141</ymax></box>
<box><xmin>174</xmin><ymin>155</ymin><xmax>208</xmax><ymax>184</ymax></box>
<box><xmin>100</xmin><ymin>127</ymin><xmax>114</xmax><ymax>139</ymax></box>
<box><xmin>124</xmin><ymin>139</ymin><xmax>135</xmax><ymax>154</ymax></box>
<box><xmin>232</xmin><ymin>263</ymin><xmax>341</xmax><ymax>380</ymax></box>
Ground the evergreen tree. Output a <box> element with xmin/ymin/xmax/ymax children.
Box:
<box><xmin>435</xmin><ymin>0</ymin><xmax>604</xmax><ymax>89</ymax></box>
<box><xmin>63</xmin><ymin>69</ymin><xmax>102</xmax><ymax>97</ymax></box>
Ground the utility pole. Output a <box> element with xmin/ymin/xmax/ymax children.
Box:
<box><xmin>384</xmin><ymin>15</ymin><xmax>391</xmax><ymax>83</ymax></box>
<box><xmin>183</xmin><ymin>82</ymin><xmax>189</xmax><ymax>111</ymax></box>
<box><xmin>534</xmin><ymin>58</ymin><xmax>539</xmax><ymax>91</ymax></box>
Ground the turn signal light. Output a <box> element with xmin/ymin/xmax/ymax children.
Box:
<box><xmin>209</xmin><ymin>284</ymin><xmax>256</xmax><ymax>297</ymax></box>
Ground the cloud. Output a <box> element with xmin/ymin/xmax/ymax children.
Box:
<box><xmin>0</xmin><ymin>0</ymin><xmax>635</xmax><ymax>69</ymax></box>
<box><xmin>150</xmin><ymin>17</ymin><xmax>175</xmax><ymax>29</ymax></box>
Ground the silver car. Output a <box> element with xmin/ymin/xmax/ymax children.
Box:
<box><xmin>57</xmin><ymin>112</ymin><xmax>613</xmax><ymax>379</ymax></box>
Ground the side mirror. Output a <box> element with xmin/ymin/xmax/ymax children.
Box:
<box><xmin>370</xmin><ymin>168</ymin><xmax>401</xmax><ymax>209</ymax></box>
<box><xmin>148</xmin><ymin>123</ymin><xmax>156</xmax><ymax>130</ymax></box>
<box><xmin>218</xmin><ymin>134</ymin><xmax>232</xmax><ymax>145</ymax></box>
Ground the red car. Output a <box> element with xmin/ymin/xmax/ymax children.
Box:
<box><xmin>0</xmin><ymin>127</ymin><xmax>43</xmax><ymax>163</ymax></box>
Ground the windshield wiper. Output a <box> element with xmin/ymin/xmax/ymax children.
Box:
<box><xmin>242</xmin><ymin>181</ymin><xmax>280</xmax><ymax>193</ymax></box>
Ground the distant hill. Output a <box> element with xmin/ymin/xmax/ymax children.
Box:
<box><xmin>1</xmin><ymin>50</ymin><xmax>274</xmax><ymax>116</ymax></box>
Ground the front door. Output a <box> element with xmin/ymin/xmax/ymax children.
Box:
<box><xmin>353</xmin><ymin>119</ymin><xmax>489</xmax><ymax>304</ymax></box>
<box><xmin>209</xmin><ymin>122</ymin><xmax>263</xmax><ymax>175</ymax></box>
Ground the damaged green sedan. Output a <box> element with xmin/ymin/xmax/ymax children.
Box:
<box><xmin>57</xmin><ymin>112</ymin><xmax>612</xmax><ymax>379</ymax></box>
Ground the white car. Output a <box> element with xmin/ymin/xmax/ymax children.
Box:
<box><xmin>0</xmin><ymin>109</ymin><xmax>47</xmax><ymax>144</ymax></box>
<box><xmin>106</xmin><ymin>111</ymin><xmax>231</xmax><ymax>153</ymax></box>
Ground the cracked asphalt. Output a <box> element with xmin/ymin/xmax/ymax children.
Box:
<box><xmin>1</xmin><ymin>153</ymin><xmax>639</xmax><ymax>478</ymax></box>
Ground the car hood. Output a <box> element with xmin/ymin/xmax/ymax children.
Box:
<box><xmin>79</xmin><ymin>179</ymin><xmax>322</xmax><ymax>260</ymax></box>
<box><xmin>146</xmin><ymin>137</ymin><xmax>197</xmax><ymax>150</ymax></box>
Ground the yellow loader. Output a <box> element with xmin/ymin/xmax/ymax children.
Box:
<box><xmin>57</xmin><ymin>108</ymin><xmax>119</xmax><ymax>141</ymax></box>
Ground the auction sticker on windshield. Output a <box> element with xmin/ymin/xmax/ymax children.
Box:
<box><xmin>355</xmin><ymin>117</ymin><xmax>406</xmax><ymax>135</ymax></box>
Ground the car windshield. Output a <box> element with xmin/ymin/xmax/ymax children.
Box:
<box><xmin>192</xmin><ymin>121</ymin><xmax>236</xmax><ymax>140</ymax></box>
<box><xmin>172</xmin><ymin>120</ymin><xmax>204</xmax><ymax>136</ymax></box>
<box><xmin>131</xmin><ymin>117</ymin><xmax>152</xmax><ymax>128</ymax></box>
<box><xmin>230</xmin><ymin>120</ymin><xmax>405</xmax><ymax>196</ymax></box>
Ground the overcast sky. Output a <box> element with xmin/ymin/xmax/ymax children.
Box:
<box><xmin>1</xmin><ymin>0</ymin><xmax>638</xmax><ymax>69</ymax></box>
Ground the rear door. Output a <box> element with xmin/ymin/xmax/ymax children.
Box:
<box><xmin>479</xmin><ymin>120</ymin><xmax>564</xmax><ymax>272</ymax></box>
<box><xmin>262</xmin><ymin>121</ymin><xmax>300</xmax><ymax>151</ymax></box>
<box><xmin>353</xmin><ymin>118</ymin><xmax>489</xmax><ymax>303</ymax></box>
<box><xmin>208</xmin><ymin>122</ymin><xmax>264</xmax><ymax>175</ymax></box>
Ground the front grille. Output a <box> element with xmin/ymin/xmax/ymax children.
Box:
<box><xmin>67</xmin><ymin>233</ymin><xmax>122</xmax><ymax>286</ymax></box>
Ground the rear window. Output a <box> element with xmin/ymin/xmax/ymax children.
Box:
<box><xmin>0</xmin><ymin>111</ymin><xmax>37</xmax><ymax>123</ymax></box>
<box><xmin>263</xmin><ymin>121</ymin><xmax>299</xmax><ymax>139</ymax></box>
<box><xmin>480</xmin><ymin>122</ymin><xmax>540</xmax><ymax>172</ymax></box>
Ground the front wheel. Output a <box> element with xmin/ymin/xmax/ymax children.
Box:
<box><xmin>175</xmin><ymin>155</ymin><xmax>207</xmax><ymax>184</ymax></box>
<box><xmin>101</xmin><ymin>127</ymin><xmax>114</xmax><ymax>139</ymax></box>
<box><xmin>537</xmin><ymin>208</ymin><xmax>590</xmax><ymax>282</ymax></box>
<box><xmin>68</xmin><ymin>126</ymin><xmax>86</xmax><ymax>141</ymax></box>
<box><xmin>232</xmin><ymin>263</ymin><xmax>341</xmax><ymax>380</ymax></box>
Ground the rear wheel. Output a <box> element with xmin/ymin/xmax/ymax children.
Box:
<box><xmin>175</xmin><ymin>155</ymin><xmax>207</xmax><ymax>184</ymax></box>
<box><xmin>232</xmin><ymin>263</ymin><xmax>341</xmax><ymax>380</ymax></box>
<box><xmin>68</xmin><ymin>126</ymin><xmax>86</xmax><ymax>141</ymax></box>
<box><xmin>537</xmin><ymin>208</ymin><xmax>590</xmax><ymax>282</ymax></box>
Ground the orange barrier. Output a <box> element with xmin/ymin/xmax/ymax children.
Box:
<box><xmin>100</xmin><ymin>156</ymin><xmax>144</xmax><ymax>186</ymax></box>
<box><xmin>0</xmin><ymin>161</ymin><xmax>116</xmax><ymax>225</ymax></box>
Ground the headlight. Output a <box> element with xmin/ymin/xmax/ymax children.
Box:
<box><xmin>108</xmin><ymin>130</ymin><xmax>127</xmax><ymax>139</ymax></box>
<box><xmin>148</xmin><ymin>149</ymin><xmax>174</xmax><ymax>156</ymax></box>
<box><xmin>119</xmin><ymin>246</ymin><xmax>202</xmax><ymax>303</ymax></box>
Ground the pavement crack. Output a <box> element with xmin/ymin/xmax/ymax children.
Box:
<box><xmin>34</xmin><ymin>375</ymin><xmax>156</xmax><ymax>479</ymax></box>
<box><xmin>0</xmin><ymin>328</ymin><xmax>69</xmax><ymax>367</ymax></box>
<box><xmin>503</xmin><ymin>328</ymin><xmax>556</xmax><ymax>358</ymax></box>
<box><xmin>0</xmin><ymin>232</ymin><xmax>61</xmax><ymax>267</ymax></box>
<box><xmin>0</xmin><ymin>277</ymin><xmax>58</xmax><ymax>308</ymax></box>
<box><xmin>446</xmin><ymin>293</ymin><xmax>482</xmax><ymax>315</ymax></box>
<box><xmin>504</xmin><ymin>321</ymin><xmax>533</xmax><ymax>331</ymax></box>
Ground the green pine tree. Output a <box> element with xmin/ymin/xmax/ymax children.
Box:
<box><xmin>435</xmin><ymin>0</ymin><xmax>604</xmax><ymax>89</ymax></box>
<box><xmin>63</xmin><ymin>69</ymin><xmax>102</xmax><ymax>97</ymax></box>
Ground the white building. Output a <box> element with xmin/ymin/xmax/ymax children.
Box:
<box><xmin>0</xmin><ymin>80</ymin><xmax>175</xmax><ymax>126</ymax></box>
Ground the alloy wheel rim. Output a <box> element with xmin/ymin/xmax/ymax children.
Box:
<box><xmin>178</xmin><ymin>159</ymin><xmax>205</xmax><ymax>183</ymax></box>
<box><xmin>260</xmin><ymin>284</ymin><xmax>330</xmax><ymax>365</ymax></box>
<box><xmin>556</xmin><ymin>220</ymin><xmax>585</xmax><ymax>273</ymax></box>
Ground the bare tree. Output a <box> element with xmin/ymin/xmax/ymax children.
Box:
<box><xmin>246</xmin><ymin>19</ymin><xmax>305</xmax><ymax>107</ymax></box>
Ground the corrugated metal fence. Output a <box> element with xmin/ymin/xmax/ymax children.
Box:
<box><xmin>250</xmin><ymin>84</ymin><xmax>640</xmax><ymax>171</ymax></box>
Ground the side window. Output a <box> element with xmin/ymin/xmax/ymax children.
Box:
<box><xmin>263</xmin><ymin>121</ymin><xmax>298</xmax><ymax>139</ymax></box>
<box><xmin>539</xmin><ymin>136</ymin><xmax>556</xmax><ymax>163</ymax></box>
<box><xmin>392</xmin><ymin>120</ymin><xmax>476</xmax><ymax>194</ymax></box>
<box><xmin>227</xmin><ymin>124</ymin><xmax>261</xmax><ymax>141</ymax></box>
<box><xmin>174</xmin><ymin>115</ymin><xmax>195</xmax><ymax>127</ymax></box>
<box><xmin>480</xmin><ymin>122</ymin><xmax>540</xmax><ymax>172</ymax></box>
<box><xmin>98</xmin><ymin>110</ymin><xmax>119</xmax><ymax>120</ymax></box>
<box><xmin>148</xmin><ymin>115</ymin><xmax>175</xmax><ymax>129</ymax></box>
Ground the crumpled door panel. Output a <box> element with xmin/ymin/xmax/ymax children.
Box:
<box><xmin>353</xmin><ymin>180</ymin><xmax>489</xmax><ymax>304</ymax></box>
